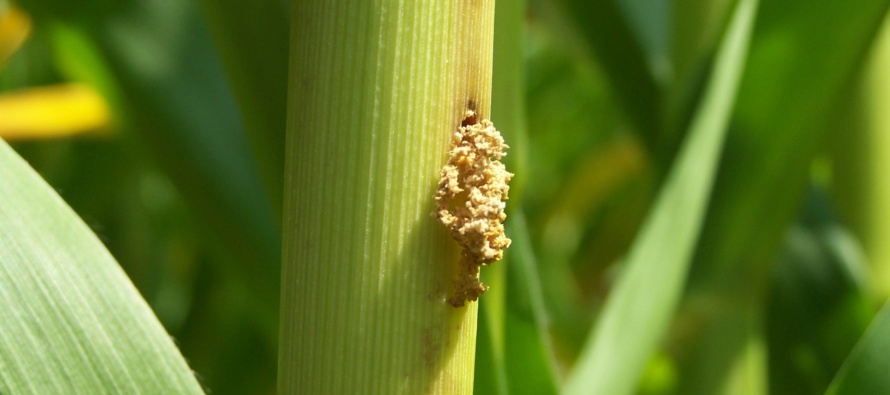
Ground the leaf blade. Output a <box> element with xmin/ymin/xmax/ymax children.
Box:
<box><xmin>563</xmin><ymin>0</ymin><xmax>758</xmax><ymax>393</ymax></box>
<box><xmin>503</xmin><ymin>211</ymin><xmax>560</xmax><ymax>395</ymax></box>
<box><xmin>0</xmin><ymin>139</ymin><xmax>203</xmax><ymax>394</ymax></box>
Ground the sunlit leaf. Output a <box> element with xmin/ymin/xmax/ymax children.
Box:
<box><xmin>0</xmin><ymin>139</ymin><xmax>203</xmax><ymax>394</ymax></box>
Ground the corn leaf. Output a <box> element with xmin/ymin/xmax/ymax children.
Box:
<box><xmin>503</xmin><ymin>211</ymin><xmax>560</xmax><ymax>395</ymax></box>
<box><xmin>0</xmin><ymin>139</ymin><xmax>203</xmax><ymax>394</ymax></box>
<box><xmin>676</xmin><ymin>1</ymin><xmax>890</xmax><ymax>392</ymax></box>
<box><xmin>563</xmin><ymin>0</ymin><xmax>758</xmax><ymax>393</ymax></box>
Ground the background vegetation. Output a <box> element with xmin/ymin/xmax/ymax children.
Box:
<box><xmin>2</xmin><ymin>0</ymin><xmax>890</xmax><ymax>394</ymax></box>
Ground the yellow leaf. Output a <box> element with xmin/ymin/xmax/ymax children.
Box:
<box><xmin>0</xmin><ymin>84</ymin><xmax>112</xmax><ymax>140</ymax></box>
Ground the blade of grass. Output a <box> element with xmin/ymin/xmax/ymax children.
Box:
<box><xmin>0</xmin><ymin>139</ymin><xmax>203</xmax><ymax>394</ymax></box>
<box><xmin>503</xmin><ymin>211</ymin><xmax>560</xmax><ymax>395</ymax></box>
<box><xmin>475</xmin><ymin>297</ymin><xmax>509</xmax><ymax>395</ymax></box>
<box><xmin>667</xmin><ymin>0</ymin><xmax>733</xmax><ymax>152</ymax></box>
<box><xmin>826</xmin><ymin>301</ymin><xmax>890</xmax><ymax>395</ymax></box>
<box><xmin>691</xmin><ymin>0</ymin><xmax>890</xmax><ymax>289</ymax></box>
<box><xmin>563</xmin><ymin>0</ymin><xmax>757</xmax><ymax>393</ymax></box>
<box><xmin>676</xmin><ymin>2</ymin><xmax>890</xmax><ymax>393</ymax></box>
<box><xmin>489</xmin><ymin>1</ymin><xmax>560</xmax><ymax>390</ymax></box>
<box><xmin>475</xmin><ymin>0</ymin><xmax>531</xmax><ymax>390</ymax></box>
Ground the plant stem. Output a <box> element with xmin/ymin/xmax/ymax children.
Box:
<box><xmin>279</xmin><ymin>1</ymin><xmax>496</xmax><ymax>393</ymax></box>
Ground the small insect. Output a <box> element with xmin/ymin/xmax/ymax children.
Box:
<box><xmin>462</xmin><ymin>100</ymin><xmax>478</xmax><ymax>126</ymax></box>
<box><xmin>461</xmin><ymin>110</ymin><xmax>478</xmax><ymax>127</ymax></box>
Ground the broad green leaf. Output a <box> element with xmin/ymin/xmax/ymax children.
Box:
<box><xmin>10</xmin><ymin>1</ymin><xmax>282</xmax><ymax>391</ymax></box>
<box><xmin>563</xmin><ymin>0</ymin><xmax>757</xmax><ymax>393</ymax></box>
<box><xmin>827</xmin><ymin>301</ymin><xmax>890</xmax><ymax>395</ymax></box>
<box><xmin>0</xmin><ymin>139</ymin><xmax>203</xmax><ymax>394</ymax></box>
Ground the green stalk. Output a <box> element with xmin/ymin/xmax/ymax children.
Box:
<box><xmin>279</xmin><ymin>1</ymin><xmax>496</xmax><ymax>393</ymax></box>
<box><xmin>836</xmin><ymin>12</ymin><xmax>890</xmax><ymax>298</ymax></box>
<box><xmin>861</xmin><ymin>14</ymin><xmax>890</xmax><ymax>297</ymax></box>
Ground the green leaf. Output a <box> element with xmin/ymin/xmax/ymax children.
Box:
<box><xmin>488</xmin><ymin>1</ymin><xmax>560</xmax><ymax>390</ymax></box>
<box><xmin>667</xmin><ymin>0</ymin><xmax>734</xmax><ymax>150</ymax></box>
<box><xmin>0</xmin><ymin>139</ymin><xmax>203</xmax><ymax>394</ymax></box>
<box><xmin>503</xmin><ymin>211</ymin><xmax>560</xmax><ymax>395</ymax></box>
<box><xmin>675</xmin><ymin>1</ymin><xmax>890</xmax><ymax>393</ymax></box>
<box><xmin>827</xmin><ymin>301</ymin><xmax>890</xmax><ymax>395</ymax></box>
<box><xmin>562</xmin><ymin>0</ymin><xmax>758</xmax><ymax>393</ymax></box>
<box><xmin>692</xmin><ymin>0</ymin><xmax>890</xmax><ymax>285</ymax></box>
<box><xmin>475</xmin><ymin>296</ymin><xmax>509</xmax><ymax>395</ymax></box>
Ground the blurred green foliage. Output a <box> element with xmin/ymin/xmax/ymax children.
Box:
<box><xmin>3</xmin><ymin>0</ymin><xmax>890</xmax><ymax>394</ymax></box>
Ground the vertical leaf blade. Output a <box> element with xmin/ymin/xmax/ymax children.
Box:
<box><xmin>676</xmin><ymin>3</ymin><xmax>890</xmax><ymax>393</ymax></box>
<box><xmin>563</xmin><ymin>0</ymin><xmax>758</xmax><ymax>393</ymax></box>
<box><xmin>503</xmin><ymin>211</ymin><xmax>560</xmax><ymax>395</ymax></box>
